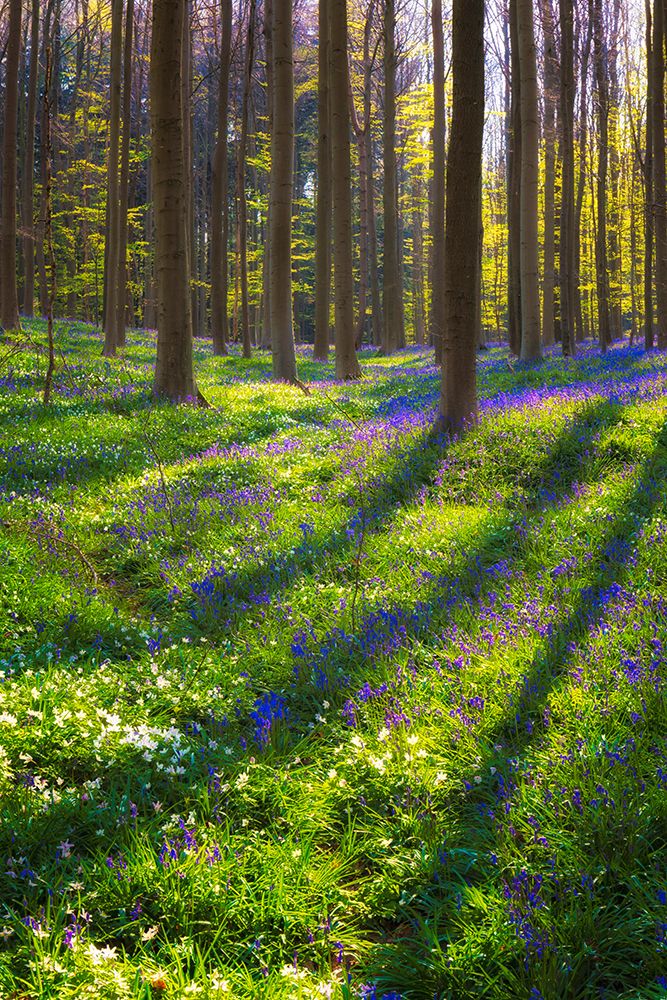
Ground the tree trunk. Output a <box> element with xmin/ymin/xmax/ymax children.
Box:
<box><xmin>0</xmin><ymin>0</ymin><xmax>22</xmax><ymax>331</ymax></box>
<box><xmin>210</xmin><ymin>0</ymin><xmax>232</xmax><ymax>355</ymax></box>
<box><xmin>593</xmin><ymin>0</ymin><xmax>610</xmax><ymax>352</ymax></box>
<box><xmin>151</xmin><ymin>0</ymin><xmax>198</xmax><ymax>400</ymax></box>
<box><xmin>237</xmin><ymin>0</ymin><xmax>255</xmax><ymax>359</ymax></box>
<box><xmin>382</xmin><ymin>0</ymin><xmax>404</xmax><ymax>354</ymax></box>
<box><xmin>559</xmin><ymin>0</ymin><xmax>576</xmax><ymax>356</ymax></box>
<box><xmin>439</xmin><ymin>0</ymin><xmax>484</xmax><ymax>432</ymax></box>
<box><xmin>313</xmin><ymin>0</ymin><xmax>331</xmax><ymax>361</ymax></box>
<box><xmin>644</xmin><ymin>0</ymin><xmax>654</xmax><ymax>348</ymax></box>
<box><xmin>363</xmin><ymin>6</ymin><xmax>382</xmax><ymax>347</ymax></box>
<box><xmin>330</xmin><ymin>0</ymin><xmax>361</xmax><ymax>379</ymax></box>
<box><xmin>269</xmin><ymin>0</ymin><xmax>298</xmax><ymax>381</ymax></box>
<box><xmin>607</xmin><ymin>0</ymin><xmax>622</xmax><ymax>342</ymax></box>
<box><xmin>516</xmin><ymin>0</ymin><xmax>541</xmax><ymax>361</ymax></box>
<box><xmin>653</xmin><ymin>0</ymin><xmax>667</xmax><ymax>348</ymax></box>
<box><xmin>508</xmin><ymin>0</ymin><xmax>521</xmax><ymax>355</ymax></box>
<box><xmin>261</xmin><ymin>0</ymin><xmax>274</xmax><ymax>350</ymax></box>
<box><xmin>102</xmin><ymin>0</ymin><xmax>123</xmax><ymax>355</ymax></box>
<box><xmin>117</xmin><ymin>0</ymin><xmax>134</xmax><ymax>344</ymax></box>
<box><xmin>412</xmin><ymin>173</ymin><xmax>425</xmax><ymax>345</ymax></box>
<box><xmin>22</xmin><ymin>0</ymin><xmax>39</xmax><ymax>317</ymax></box>
<box><xmin>430</xmin><ymin>0</ymin><xmax>445</xmax><ymax>363</ymax></box>
<box><xmin>541</xmin><ymin>0</ymin><xmax>557</xmax><ymax>347</ymax></box>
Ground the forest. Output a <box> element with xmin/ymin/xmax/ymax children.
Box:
<box><xmin>1</xmin><ymin>0</ymin><xmax>667</xmax><ymax>997</ymax></box>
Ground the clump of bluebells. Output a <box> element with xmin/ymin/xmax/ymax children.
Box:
<box><xmin>2</xmin><ymin>327</ymin><xmax>667</xmax><ymax>997</ymax></box>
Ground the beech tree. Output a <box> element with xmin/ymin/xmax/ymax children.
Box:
<box><xmin>652</xmin><ymin>0</ymin><xmax>667</xmax><ymax>348</ymax></box>
<box><xmin>313</xmin><ymin>0</ymin><xmax>331</xmax><ymax>361</ymax></box>
<box><xmin>23</xmin><ymin>0</ymin><xmax>40</xmax><ymax>317</ymax></box>
<box><xmin>0</xmin><ymin>0</ymin><xmax>22</xmax><ymax>332</ymax></box>
<box><xmin>516</xmin><ymin>0</ymin><xmax>541</xmax><ymax>361</ymax></box>
<box><xmin>102</xmin><ymin>0</ymin><xmax>123</xmax><ymax>356</ymax></box>
<box><xmin>210</xmin><ymin>0</ymin><xmax>232</xmax><ymax>356</ymax></box>
<box><xmin>269</xmin><ymin>0</ymin><xmax>298</xmax><ymax>381</ymax></box>
<box><xmin>439</xmin><ymin>0</ymin><xmax>484</xmax><ymax>432</ymax></box>
<box><xmin>559</xmin><ymin>0</ymin><xmax>577</xmax><ymax>357</ymax></box>
<box><xmin>382</xmin><ymin>0</ymin><xmax>404</xmax><ymax>355</ymax></box>
<box><xmin>151</xmin><ymin>0</ymin><xmax>198</xmax><ymax>400</ymax></box>
<box><xmin>430</xmin><ymin>0</ymin><xmax>446</xmax><ymax>365</ymax></box>
<box><xmin>330</xmin><ymin>0</ymin><xmax>361</xmax><ymax>378</ymax></box>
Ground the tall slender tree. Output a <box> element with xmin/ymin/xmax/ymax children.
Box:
<box><xmin>382</xmin><ymin>0</ymin><xmax>404</xmax><ymax>355</ymax></box>
<box><xmin>211</xmin><ymin>0</ymin><xmax>232</xmax><ymax>355</ymax></box>
<box><xmin>330</xmin><ymin>0</ymin><xmax>361</xmax><ymax>379</ymax></box>
<box><xmin>430</xmin><ymin>0</ymin><xmax>446</xmax><ymax>364</ymax></box>
<box><xmin>151</xmin><ymin>0</ymin><xmax>198</xmax><ymax>400</ymax></box>
<box><xmin>313</xmin><ymin>0</ymin><xmax>331</xmax><ymax>361</ymax></box>
<box><xmin>102</xmin><ymin>0</ymin><xmax>123</xmax><ymax>355</ymax></box>
<box><xmin>516</xmin><ymin>0</ymin><xmax>541</xmax><ymax>361</ymax></box>
<box><xmin>23</xmin><ymin>0</ymin><xmax>40</xmax><ymax>317</ymax></box>
<box><xmin>644</xmin><ymin>0</ymin><xmax>654</xmax><ymax>348</ymax></box>
<box><xmin>269</xmin><ymin>0</ymin><xmax>298</xmax><ymax>381</ymax></box>
<box><xmin>439</xmin><ymin>0</ymin><xmax>484</xmax><ymax>432</ymax></box>
<box><xmin>541</xmin><ymin>0</ymin><xmax>557</xmax><ymax>347</ymax></box>
<box><xmin>0</xmin><ymin>0</ymin><xmax>23</xmax><ymax>332</ymax></box>
<box><xmin>652</xmin><ymin>0</ymin><xmax>667</xmax><ymax>348</ymax></box>
<box><xmin>593</xmin><ymin>0</ymin><xmax>611</xmax><ymax>352</ymax></box>
<box><xmin>559</xmin><ymin>0</ymin><xmax>577</xmax><ymax>356</ymax></box>
<box><xmin>117</xmin><ymin>0</ymin><xmax>134</xmax><ymax>343</ymax></box>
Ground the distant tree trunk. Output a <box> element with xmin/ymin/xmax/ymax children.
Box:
<box><xmin>516</xmin><ymin>0</ymin><xmax>541</xmax><ymax>361</ymax></box>
<box><xmin>541</xmin><ymin>0</ymin><xmax>557</xmax><ymax>347</ymax></box>
<box><xmin>261</xmin><ymin>0</ymin><xmax>274</xmax><ymax>349</ymax></box>
<box><xmin>439</xmin><ymin>0</ymin><xmax>484</xmax><ymax>432</ymax></box>
<box><xmin>313</xmin><ymin>0</ymin><xmax>331</xmax><ymax>361</ymax></box>
<box><xmin>151</xmin><ymin>0</ymin><xmax>198</xmax><ymax>400</ymax></box>
<box><xmin>644</xmin><ymin>0</ymin><xmax>654</xmax><ymax>348</ymax></box>
<box><xmin>382</xmin><ymin>0</ymin><xmax>404</xmax><ymax>354</ymax></box>
<box><xmin>117</xmin><ymin>0</ymin><xmax>134</xmax><ymax>344</ymax></box>
<box><xmin>574</xmin><ymin>11</ymin><xmax>592</xmax><ymax>344</ymax></box>
<box><xmin>652</xmin><ymin>0</ymin><xmax>667</xmax><ymax>348</ymax></box>
<box><xmin>430</xmin><ymin>0</ymin><xmax>445</xmax><ymax>364</ymax></box>
<box><xmin>237</xmin><ymin>0</ymin><xmax>255</xmax><ymax>359</ymax></box>
<box><xmin>330</xmin><ymin>0</ymin><xmax>361</xmax><ymax>379</ymax></box>
<box><xmin>363</xmin><ymin>5</ymin><xmax>382</xmax><ymax>347</ymax></box>
<box><xmin>349</xmin><ymin>62</ymin><xmax>369</xmax><ymax>350</ymax></box>
<box><xmin>412</xmin><ymin>173</ymin><xmax>425</xmax><ymax>345</ymax></box>
<box><xmin>593</xmin><ymin>0</ymin><xmax>610</xmax><ymax>352</ymax></box>
<box><xmin>144</xmin><ymin>158</ymin><xmax>157</xmax><ymax>328</ymax></box>
<box><xmin>607</xmin><ymin>0</ymin><xmax>622</xmax><ymax>342</ymax></box>
<box><xmin>210</xmin><ymin>0</ymin><xmax>232</xmax><ymax>355</ymax></box>
<box><xmin>269</xmin><ymin>0</ymin><xmax>298</xmax><ymax>381</ymax></box>
<box><xmin>22</xmin><ymin>0</ymin><xmax>40</xmax><ymax>317</ymax></box>
<box><xmin>559</xmin><ymin>0</ymin><xmax>576</xmax><ymax>356</ymax></box>
<box><xmin>102</xmin><ymin>0</ymin><xmax>123</xmax><ymax>355</ymax></box>
<box><xmin>0</xmin><ymin>0</ymin><xmax>22</xmax><ymax>332</ymax></box>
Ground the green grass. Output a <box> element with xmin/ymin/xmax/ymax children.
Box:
<box><xmin>0</xmin><ymin>321</ymin><xmax>666</xmax><ymax>998</ymax></box>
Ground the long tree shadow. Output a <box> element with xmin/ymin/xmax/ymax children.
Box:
<box><xmin>287</xmin><ymin>398</ymin><xmax>626</xmax><ymax>689</ymax></box>
<box><xmin>484</xmin><ymin>412</ymin><xmax>667</xmax><ymax>756</ymax></box>
<box><xmin>186</xmin><ymin>399</ymin><xmax>628</xmax><ymax>638</ymax></box>
<box><xmin>360</xmin><ymin>415</ymin><xmax>667</xmax><ymax>998</ymax></box>
<box><xmin>185</xmin><ymin>421</ymin><xmax>447</xmax><ymax>626</ymax></box>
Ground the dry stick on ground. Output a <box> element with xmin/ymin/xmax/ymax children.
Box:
<box><xmin>43</xmin><ymin>48</ymin><xmax>57</xmax><ymax>407</ymax></box>
<box><xmin>0</xmin><ymin>513</ymin><xmax>99</xmax><ymax>586</ymax></box>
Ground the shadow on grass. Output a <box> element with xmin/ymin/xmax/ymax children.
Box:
<box><xmin>288</xmin><ymin>398</ymin><xmax>626</xmax><ymax>689</ymax></box>
<box><xmin>362</xmin><ymin>415</ymin><xmax>667</xmax><ymax>998</ymax></box>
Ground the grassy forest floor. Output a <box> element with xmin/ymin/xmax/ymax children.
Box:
<box><xmin>0</xmin><ymin>320</ymin><xmax>667</xmax><ymax>999</ymax></box>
